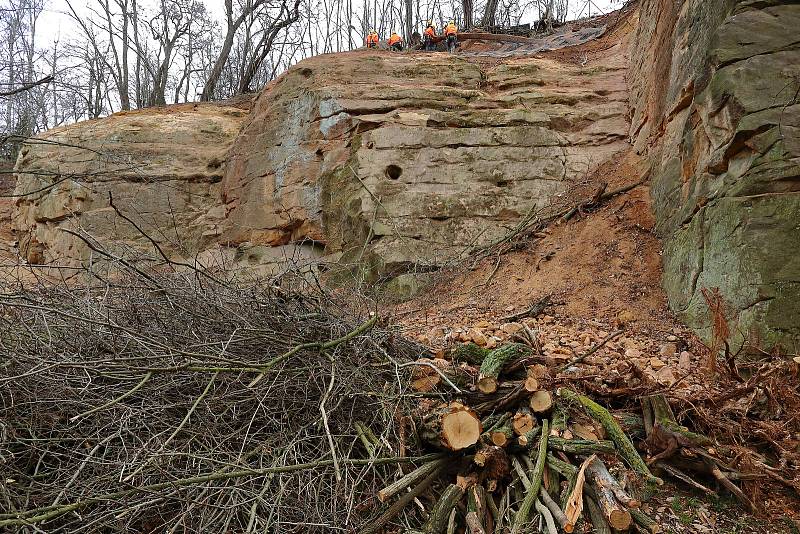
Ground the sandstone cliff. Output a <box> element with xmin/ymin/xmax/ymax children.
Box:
<box><xmin>8</xmin><ymin>2</ymin><xmax>799</xmax><ymax>351</ymax></box>
<box><xmin>13</xmin><ymin>101</ymin><xmax>250</xmax><ymax>267</ymax></box>
<box><xmin>629</xmin><ymin>0</ymin><xmax>800</xmax><ymax>350</ymax></box>
<box><xmin>220</xmin><ymin>46</ymin><xmax>629</xmax><ymax>280</ymax></box>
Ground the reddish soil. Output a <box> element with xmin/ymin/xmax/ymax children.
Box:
<box><xmin>393</xmin><ymin>150</ymin><xmax>673</xmax><ymax>340</ymax></box>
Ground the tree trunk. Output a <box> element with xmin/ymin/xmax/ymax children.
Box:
<box><xmin>200</xmin><ymin>0</ymin><xmax>267</xmax><ymax>101</ymax></box>
<box><xmin>404</xmin><ymin>0</ymin><xmax>413</xmax><ymax>43</ymax></box>
<box><xmin>462</xmin><ymin>0</ymin><xmax>473</xmax><ymax>29</ymax></box>
<box><xmin>237</xmin><ymin>0</ymin><xmax>301</xmax><ymax>94</ymax></box>
<box><xmin>481</xmin><ymin>0</ymin><xmax>499</xmax><ymax>27</ymax></box>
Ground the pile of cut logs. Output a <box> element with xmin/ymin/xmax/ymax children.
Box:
<box><xmin>363</xmin><ymin>342</ymin><xmax>752</xmax><ymax>533</ymax></box>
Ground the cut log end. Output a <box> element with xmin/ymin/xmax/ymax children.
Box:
<box><xmin>477</xmin><ymin>377</ymin><xmax>498</xmax><ymax>394</ymax></box>
<box><xmin>530</xmin><ymin>390</ymin><xmax>553</xmax><ymax>413</ymax></box>
<box><xmin>490</xmin><ymin>431</ymin><xmax>509</xmax><ymax>447</ymax></box>
<box><xmin>524</xmin><ymin>376</ymin><xmax>539</xmax><ymax>392</ymax></box>
<box><xmin>442</xmin><ymin>409</ymin><xmax>482</xmax><ymax>450</ymax></box>
<box><xmin>608</xmin><ymin>509</ymin><xmax>632</xmax><ymax>530</ymax></box>
<box><xmin>512</xmin><ymin>412</ymin><xmax>535</xmax><ymax>436</ymax></box>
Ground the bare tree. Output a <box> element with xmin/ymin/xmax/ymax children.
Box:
<box><xmin>462</xmin><ymin>0</ymin><xmax>473</xmax><ymax>29</ymax></box>
<box><xmin>200</xmin><ymin>0</ymin><xmax>270</xmax><ymax>101</ymax></box>
<box><xmin>237</xmin><ymin>0</ymin><xmax>302</xmax><ymax>94</ymax></box>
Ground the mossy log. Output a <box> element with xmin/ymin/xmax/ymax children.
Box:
<box><xmin>547</xmin><ymin>436</ymin><xmax>616</xmax><ymax>455</ymax></box>
<box><xmin>452</xmin><ymin>342</ymin><xmax>491</xmax><ymax>365</ymax></box>
<box><xmin>614</xmin><ymin>412</ymin><xmax>647</xmax><ymax>440</ymax></box>
<box><xmin>551</xmin><ymin>403</ymin><xmax>568</xmax><ymax>433</ymax></box>
<box><xmin>558</xmin><ymin>388</ymin><xmax>662</xmax><ymax>489</ymax></box>
<box><xmin>510</xmin><ymin>419</ymin><xmax>549</xmax><ymax>534</ymax></box>
<box><xmin>647</xmin><ymin>394</ymin><xmax>711</xmax><ymax>446</ymax></box>
<box><xmin>477</xmin><ymin>343</ymin><xmax>531</xmax><ymax>393</ymax></box>
<box><xmin>630</xmin><ymin>508</ymin><xmax>662</xmax><ymax>533</ymax></box>
<box><xmin>546</xmin><ymin>453</ymin><xmax>577</xmax><ymax>479</ymax></box>
<box><xmin>424</xmin><ymin>483</ymin><xmax>465</xmax><ymax>534</ymax></box>
<box><xmin>420</xmin><ymin>402</ymin><xmax>482</xmax><ymax>451</ymax></box>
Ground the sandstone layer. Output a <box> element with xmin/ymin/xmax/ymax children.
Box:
<box><xmin>221</xmin><ymin>46</ymin><xmax>629</xmax><ymax>281</ymax></box>
<box><xmin>12</xmin><ymin>102</ymin><xmax>250</xmax><ymax>268</ymax></box>
<box><xmin>629</xmin><ymin>0</ymin><xmax>800</xmax><ymax>350</ymax></box>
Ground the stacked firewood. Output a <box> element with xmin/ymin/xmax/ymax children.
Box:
<box><xmin>362</xmin><ymin>342</ymin><xmax>752</xmax><ymax>533</ymax></box>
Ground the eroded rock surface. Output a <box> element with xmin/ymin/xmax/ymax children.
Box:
<box><xmin>222</xmin><ymin>47</ymin><xmax>630</xmax><ymax>280</ymax></box>
<box><xmin>13</xmin><ymin>102</ymin><xmax>250</xmax><ymax>268</ymax></box>
<box><xmin>630</xmin><ymin>0</ymin><xmax>800</xmax><ymax>350</ymax></box>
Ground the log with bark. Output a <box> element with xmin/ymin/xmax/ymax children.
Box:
<box><xmin>585</xmin><ymin>457</ymin><xmax>634</xmax><ymax>530</ymax></box>
<box><xmin>558</xmin><ymin>388</ymin><xmax>662</xmax><ymax>490</ymax></box>
<box><xmin>368</xmin><ymin>343</ymin><xmax>762</xmax><ymax>533</ymax></box>
<box><xmin>452</xmin><ymin>342</ymin><xmax>491</xmax><ymax>366</ymax></box>
<box><xmin>477</xmin><ymin>344</ymin><xmax>531</xmax><ymax>393</ymax></box>
<box><xmin>466</xmin><ymin>484</ymin><xmax>489</xmax><ymax>534</ymax></box>
<box><xmin>424</xmin><ymin>483</ymin><xmax>465</xmax><ymax>534</ymax></box>
<box><xmin>420</xmin><ymin>402</ymin><xmax>482</xmax><ymax>451</ymax></box>
<box><xmin>547</xmin><ymin>436</ymin><xmax>616</xmax><ymax>455</ymax></box>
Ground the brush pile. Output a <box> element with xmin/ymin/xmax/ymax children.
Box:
<box><xmin>359</xmin><ymin>339</ymin><xmax>765</xmax><ymax>534</ymax></box>
<box><xmin>0</xmin><ymin>261</ymin><xmax>792</xmax><ymax>533</ymax></box>
<box><xmin>0</xmin><ymin>267</ymin><xmax>428</xmax><ymax>533</ymax></box>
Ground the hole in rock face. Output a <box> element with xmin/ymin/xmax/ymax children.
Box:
<box><xmin>299</xmin><ymin>67</ymin><xmax>313</xmax><ymax>78</ymax></box>
<box><xmin>385</xmin><ymin>165</ymin><xmax>403</xmax><ymax>180</ymax></box>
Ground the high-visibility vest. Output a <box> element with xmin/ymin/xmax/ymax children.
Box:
<box><xmin>366</xmin><ymin>33</ymin><xmax>379</xmax><ymax>45</ymax></box>
<box><xmin>424</xmin><ymin>26</ymin><xmax>436</xmax><ymax>38</ymax></box>
<box><xmin>445</xmin><ymin>23</ymin><xmax>457</xmax><ymax>36</ymax></box>
<box><xmin>388</xmin><ymin>34</ymin><xmax>401</xmax><ymax>45</ymax></box>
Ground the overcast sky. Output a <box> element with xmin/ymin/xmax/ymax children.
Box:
<box><xmin>36</xmin><ymin>0</ymin><xmax>622</xmax><ymax>45</ymax></box>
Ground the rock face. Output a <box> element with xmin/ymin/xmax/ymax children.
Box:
<box><xmin>12</xmin><ymin>39</ymin><xmax>630</xmax><ymax>282</ymax></box>
<box><xmin>629</xmin><ymin>0</ymin><xmax>800</xmax><ymax>350</ymax></box>
<box><xmin>221</xmin><ymin>48</ymin><xmax>629</xmax><ymax>280</ymax></box>
<box><xmin>13</xmin><ymin>102</ymin><xmax>250</xmax><ymax>268</ymax></box>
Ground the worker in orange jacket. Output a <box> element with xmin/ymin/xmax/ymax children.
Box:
<box><xmin>444</xmin><ymin>20</ymin><xmax>458</xmax><ymax>53</ymax></box>
<box><xmin>388</xmin><ymin>31</ymin><xmax>403</xmax><ymax>51</ymax></box>
<box><xmin>366</xmin><ymin>29</ymin><xmax>379</xmax><ymax>49</ymax></box>
<box><xmin>423</xmin><ymin>21</ymin><xmax>437</xmax><ymax>51</ymax></box>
